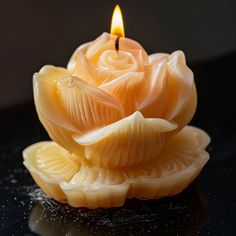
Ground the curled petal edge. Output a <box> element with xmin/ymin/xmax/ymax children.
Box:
<box><xmin>74</xmin><ymin>112</ymin><xmax>177</xmax><ymax>168</ymax></box>
<box><xmin>75</xmin><ymin>111</ymin><xmax>176</xmax><ymax>145</ymax></box>
<box><xmin>33</xmin><ymin>65</ymin><xmax>78</xmax><ymax>133</ymax></box>
<box><xmin>164</xmin><ymin>50</ymin><xmax>194</xmax><ymax>120</ymax></box>
<box><xmin>57</xmin><ymin>75</ymin><xmax>125</xmax><ymax>133</ymax></box>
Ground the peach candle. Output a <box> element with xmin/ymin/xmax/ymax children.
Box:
<box><xmin>23</xmin><ymin>5</ymin><xmax>210</xmax><ymax>208</ymax></box>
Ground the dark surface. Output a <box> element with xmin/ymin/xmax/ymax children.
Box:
<box><xmin>0</xmin><ymin>53</ymin><xmax>236</xmax><ymax>235</ymax></box>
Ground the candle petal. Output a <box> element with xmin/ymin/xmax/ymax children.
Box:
<box><xmin>23</xmin><ymin>141</ymin><xmax>80</xmax><ymax>202</ymax></box>
<box><xmin>119</xmin><ymin>36</ymin><xmax>149</xmax><ymax>64</ymax></box>
<box><xmin>148</xmin><ymin>53</ymin><xmax>169</xmax><ymax>63</ymax></box>
<box><xmin>33</xmin><ymin>66</ymin><xmax>76</xmax><ymax>132</ymax></box>
<box><xmin>95</xmin><ymin>49</ymin><xmax>143</xmax><ymax>85</ymax></box>
<box><xmin>167</xmin><ymin>84</ymin><xmax>197</xmax><ymax>137</ymax></box>
<box><xmin>137</xmin><ymin>51</ymin><xmax>195</xmax><ymax>132</ymax></box>
<box><xmin>85</xmin><ymin>33</ymin><xmax>114</xmax><ymax>62</ymax></box>
<box><xmin>137</xmin><ymin>58</ymin><xmax>168</xmax><ymax>117</ymax></box>
<box><xmin>74</xmin><ymin>111</ymin><xmax>177</xmax><ymax>168</ymax></box>
<box><xmin>126</xmin><ymin>126</ymin><xmax>210</xmax><ymax>199</ymax></box>
<box><xmin>99</xmin><ymin>72</ymin><xmax>144</xmax><ymax>115</ymax></box>
<box><xmin>163</xmin><ymin>50</ymin><xmax>194</xmax><ymax>120</ymax></box>
<box><xmin>33</xmin><ymin>66</ymin><xmax>84</xmax><ymax>155</ymax></box>
<box><xmin>57</xmin><ymin>76</ymin><xmax>125</xmax><ymax>133</ymax></box>
<box><xmin>67</xmin><ymin>51</ymin><xmax>97</xmax><ymax>85</ymax></box>
<box><xmin>61</xmin><ymin>173</ymin><xmax>129</xmax><ymax>208</ymax></box>
<box><xmin>36</xmin><ymin>111</ymin><xmax>84</xmax><ymax>156</ymax></box>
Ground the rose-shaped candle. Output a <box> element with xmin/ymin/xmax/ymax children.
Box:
<box><xmin>23</xmin><ymin>5</ymin><xmax>210</xmax><ymax>208</ymax></box>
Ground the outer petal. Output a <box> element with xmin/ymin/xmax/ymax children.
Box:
<box><xmin>33</xmin><ymin>66</ymin><xmax>83</xmax><ymax>155</ymax></box>
<box><xmin>74</xmin><ymin>112</ymin><xmax>177</xmax><ymax>168</ymax></box>
<box><xmin>138</xmin><ymin>51</ymin><xmax>194</xmax><ymax>130</ymax></box>
<box><xmin>163</xmin><ymin>51</ymin><xmax>194</xmax><ymax>120</ymax></box>
<box><xmin>33</xmin><ymin>66</ymin><xmax>74</xmax><ymax>131</ymax></box>
<box><xmin>99</xmin><ymin>72</ymin><xmax>144</xmax><ymax>115</ymax></box>
<box><xmin>61</xmin><ymin>180</ymin><xmax>129</xmax><ymax>209</ymax></box>
<box><xmin>57</xmin><ymin>76</ymin><xmax>125</xmax><ymax>133</ymax></box>
<box><xmin>23</xmin><ymin>141</ymin><xmax>80</xmax><ymax>202</ymax></box>
<box><xmin>126</xmin><ymin>126</ymin><xmax>210</xmax><ymax>198</ymax></box>
<box><xmin>167</xmin><ymin>84</ymin><xmax>197</xmax><ymax>137</ymax></box>
<box><xmin>148</xmin><ymin>53</ymin><xmax>169</xmax><ymax>63</ymax></box>
<box><xmin>67</xmin><ymin>41</ymin><xmax>92</xmax><ymax>69</ymax></box>
<box><xmin>36</xmin><ymin>111</ymin><xmax>84</xmax><ymax>156</ymax></box>
<box><xmin>137</xmin><ymin>58</ymin><xmax>168</xmax><ymax>117</ymax></box>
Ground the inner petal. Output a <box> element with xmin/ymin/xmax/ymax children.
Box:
<box><xmin>100</xmin><ymin>72</ymin><xmax>144</xmax><ymax>115</ymax></box>
<box><xmin>98</xmin><ymin>50</ymin><xmax>137</xmax><ymax>71</ymax></box>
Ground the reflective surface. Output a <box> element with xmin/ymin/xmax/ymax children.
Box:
<box><xmin>28</xmin><ymin>186</ymin><xmax>208</xmax><ymax>236</ymax></box>
<box><xmin>0</xmin><ymin>53</ymin><xmax>236</xmax><ymax>235</ymax></box>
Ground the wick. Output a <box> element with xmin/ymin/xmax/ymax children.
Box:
<box><xmin>115</xmin><ymin>36</ymin><xmax>120</xmax><ymax>52</ymax></box>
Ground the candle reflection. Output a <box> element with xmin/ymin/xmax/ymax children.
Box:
<box><xmin>28</xmin><ymin>184</ymin><xmax>208</xmax><ymax>236</ymax></box>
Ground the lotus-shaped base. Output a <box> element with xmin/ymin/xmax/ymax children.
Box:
<box><xmin>23</xmin><ymin>126</ymin><xmax>210</xmax><ymax>209</ymax></box>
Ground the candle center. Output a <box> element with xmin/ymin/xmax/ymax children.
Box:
<box><xmin>98</xmin><ymin>50</ymin><xmax>137</xmax><ymax>71</ymax></box>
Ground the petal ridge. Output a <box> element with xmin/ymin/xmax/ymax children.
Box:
<box><xmin>75</xmin><ymin>112</ymin><xmax>177</xmax><ymax>168</ymax></box>
<box><xmin>57</xmin><ymin>75</ymin><xmax>125</xmax><ymax>133</ymax></box>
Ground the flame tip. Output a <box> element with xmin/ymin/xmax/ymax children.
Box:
<box><xmin>115</xmin><ymin>4</ymin><xmax>121</xmax><ymax>9</ymax></box>
<box><xmin>110</xmin><ymin>4</ymin><xmax>125</xmax><ymax>37</ymax></box>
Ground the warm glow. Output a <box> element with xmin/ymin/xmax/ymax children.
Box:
<box><xmin>110</xmin><ymin>5</ymin><xmax>125</xmax><ymax>37</ymax></box>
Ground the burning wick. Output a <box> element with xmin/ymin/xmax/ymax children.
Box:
<box><xmin>110</xmin><ymin>4</ymin><xmax>124</xmax><ymax>53</ymax></box>
<box><xmin>115</xmin><ymin>36</ymin><xmax>120</xmax><ymax>52</ymax></box>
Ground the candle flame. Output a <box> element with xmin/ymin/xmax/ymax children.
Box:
<box><xmin>110</xmin><ymin>5</ymin><xmax>125</xmax><ymax>37</ymax></box>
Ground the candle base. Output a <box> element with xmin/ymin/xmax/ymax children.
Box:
<box><xmin>23</xmin><ymin>126</ymin><xmax>210</xmax><ymax>209</ymax></box>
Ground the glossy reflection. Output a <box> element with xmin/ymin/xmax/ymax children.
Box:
<box><xmin>29</xmin><ymin>184</ymin><xmax>208</xmax><ymax>236</ymax></box>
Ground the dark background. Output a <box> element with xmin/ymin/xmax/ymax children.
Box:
<box><xmin>0</xmin><ymin>0</ymin><xmax>236</xmax><ymax>235</ymax></box>
<box><xmin>0</xmin><ymin>0</ymin><xmax>235</xmax><ymax>108</ymax></box>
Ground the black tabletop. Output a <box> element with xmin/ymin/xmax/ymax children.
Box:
<box><xmin>0</xmin><ymin>53</ymin><xmax>235</xmax><ymax>236</ymax></box>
